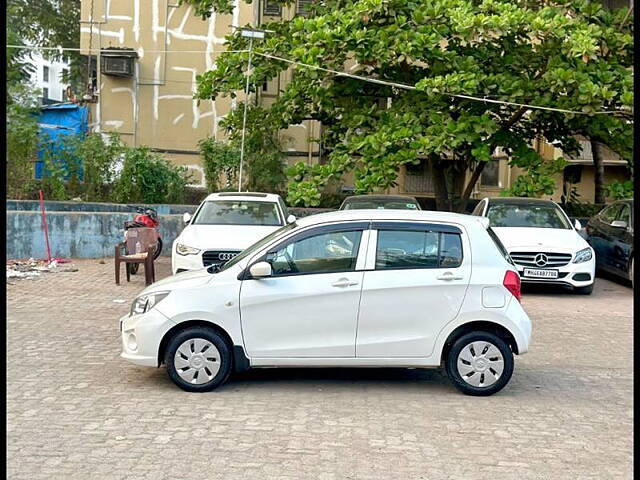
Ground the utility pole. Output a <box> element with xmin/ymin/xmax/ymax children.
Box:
<box><xmin>237</xmin><ymin>28</ymin><xmax>266</xmax><ymax>192</ymax></box>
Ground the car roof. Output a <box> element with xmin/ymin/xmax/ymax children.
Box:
<box><xmin>204</xmin><ymin>192</ymin><xmax>281</xmax><ymax>202</ymax></box>
<box><xmin>295</xmin><ymin>209</ymin><xmax>485</xmax><ymax>229</ymax></box>
<box><xmin>343</xmin><ymin>194</ymin><xmax>419</xmax><ymax>202</ymax></box>
<box><xmin>483</xmin><ymin>197</ymin><xmax>559</xmax><ymax>207</ymax></box>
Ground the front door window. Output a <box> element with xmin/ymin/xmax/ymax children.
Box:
<box><xmin>267</xmin><ymin>230</ymin><xmax>362</xmax><ymax>275</ymax></box>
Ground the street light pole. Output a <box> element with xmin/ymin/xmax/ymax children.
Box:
<box><xmin>237</xmin><ymin>29</ymin><xmax>265</xmax><ymax>192</ymax></box>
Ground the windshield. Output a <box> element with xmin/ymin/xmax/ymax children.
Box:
<box><xmin>343</xmin><ymin>199</ymin><xmax>420</xmax><ymax>210</ymax></box>
<box><xmin>219</xmin><ymin>222</ymin><xmax>298</xmax><ymax>272</ymax></box>
<box><xmin>487</xmin><ymin>203</ymin><xmax>571</xmax><ymax>229</ymax></box>
<box><xmin>193</xmin><ymin>200</ymin><xmax>282</xmax><ymax>226</ymax></box>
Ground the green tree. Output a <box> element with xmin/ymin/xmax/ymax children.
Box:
<box><xmin>199</xmin><ymin>105</ymin><xmax>287</xmax><ymax>194</ymax></box>
<box><xmin>7</xmin><ymin>0</ymin><xmax>85</xmax><ymax>92</ymax></box>
<box><xmin>185</xmin><ymin>0</ymin><xmax>633</xmax><ymax>210</ymax></box>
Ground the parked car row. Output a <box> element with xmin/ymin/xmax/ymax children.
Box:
<box><xmin>119</xmin><ymin>192</ymin><xmax>631</xmax><ymax>396</ymax></box>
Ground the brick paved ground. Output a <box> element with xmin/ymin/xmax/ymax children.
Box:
<box><xmin>6</xmin><ymin>258</ymin><xmax>633</xmax><ymax>479</ymax></box>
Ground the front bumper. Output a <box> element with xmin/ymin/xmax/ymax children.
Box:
<box><xmin>515</xmin><ymin>258</ymin><xmax>595</xmax><ymax>289</ymax></box>
<box><xmin>120</xmin><ymin>307</ymin><xmax>177</xmax><ymax>367</ymax></box>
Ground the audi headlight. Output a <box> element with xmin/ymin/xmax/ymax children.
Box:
<box><xmin>573</xmin><ymin>247</ymin><xmax>593</xmax><ymax>264</ymax></box>
<box><xmin>130</xmin><ymin>291</ymin><xmax>170</xmax><ymax>316</ymax></box>
<box><xmin>176</xmin><ymin>243</ymin><xmax>200</xmax><ymax>256</ymax></box>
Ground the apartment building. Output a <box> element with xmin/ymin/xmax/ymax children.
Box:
<box><xmin>79</xmin><ymin>0</ymin><xmax>630</xmax><ymax>201</ymax></box>
<box><xmin>27</xmin><ymin>50</ymin><xmax>71</xmax><ymax>105</ymax></box>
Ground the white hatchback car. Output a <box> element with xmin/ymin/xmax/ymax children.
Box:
<box><xmin>121</xmin><ymin>210</ymin><xmax>532</xmax><ymax>396</ymax></box>
<box><xmin>172</xmin><ymin>192</ymin><xmax>293</xmax><ymax>274</ymax></box>
<box><xmin>472</xmin><ymin>197</ymin><xmax>596</xmax><ymax>294</ymax></box>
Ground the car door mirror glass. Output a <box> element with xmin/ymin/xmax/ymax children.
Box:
<box><xmin>183</xmin><ymin>212</ymin><xmax>192</xmax><ymax>225</ymax></box>
<box><xmin>611</xmin><ymin>220</ymin><xmax>628</xmax><ymax>229</ymax></box>
<box><xmin>249</xmin><ymin>261</ymin><xmax>272</xmax><ymax>278</ymax></box>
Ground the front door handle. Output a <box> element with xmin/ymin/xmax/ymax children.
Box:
<box><xmin>331</xmin><ymin>278</ymin><xmax>359</xmax><ymax>288</ymax></box>
<box><xmin>437</xmin><ymin>272</ymin><xmax>464</xmax><ymax>281</ymax></box>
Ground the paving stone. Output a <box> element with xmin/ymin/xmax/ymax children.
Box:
<box><xmin>6</xmin><ymin>258</ymin><xmax>633</xmax><ymax>479</ymax></box>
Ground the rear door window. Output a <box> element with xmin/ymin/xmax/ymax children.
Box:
<box><xmin>375</xmin><ymin>230</ymin><xmax>463</xmax><ymax>269</ymax></box>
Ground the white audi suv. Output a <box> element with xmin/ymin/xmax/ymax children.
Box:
<box><xmin>171</xmin><ymin>192</ymin><xmax>293</xmax><ymax>274</ymax></box>
<box><xmin>472</xmin><ymin>197</ymin><xmax>596</xmax><ymax>294</ymax></box>
<box><xmin>122</xmin><ymin>209</ymin><xmax>532</xmax><ymax>396</ymax></box>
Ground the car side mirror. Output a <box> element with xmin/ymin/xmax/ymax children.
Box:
<box><xmin>611</xmin><ymin>220</ymin><xmax>628</xmax><ymax>229</ymax></box>
<box><xmin>183</xmin><ymin>212</ymin><xmax>192</xmax><ymax>225</ymax></box>
<box><xmin>286</xmin><ymin>214</ymin><xmax>297</xmax><ymax>224</ymax></box>
<box><xmin>574</xmin><ymin>219</ymin><xmax>582</xmax><ymax>230</ymax></box>
<box><xmin>249</xmin><ymin>261</ymin><xmax>272</xmax><ymax>279</ymax></box>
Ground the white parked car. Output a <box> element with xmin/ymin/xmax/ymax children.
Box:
<box><xmin>472</xmin><ymin>197</ymin><xmax>596</xmax><ymax>294</ymax></box>
<box><xmin>172</xmin><ymin>192</ymin><xmax>293</xmax><ymax>274</ymax></box>
<box><xmin>121</xmin><ymin>210</ymin><xmax>531</xmax><ymax>396</ymax></box>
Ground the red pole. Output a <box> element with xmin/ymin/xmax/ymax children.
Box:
<box><xmin>39</xmin><ymin>190</ymin><xmax>52</xmax><ymax>263</ymax></box>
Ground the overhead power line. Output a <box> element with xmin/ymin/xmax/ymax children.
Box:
<box><xmin>7</xmin><ymin>44</ymin><xmax>630</xmax><ymax>116</ymax></box>
<box><xmin>254</xmin><ymin>52</ymin><xmax>627</xmax><ymax>116</ymax></box>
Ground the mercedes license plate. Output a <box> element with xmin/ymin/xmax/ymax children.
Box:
<box><xmin>523</xmin><ymin>268</ymin><xmax>559</xmax><ymax>279</ymax></box>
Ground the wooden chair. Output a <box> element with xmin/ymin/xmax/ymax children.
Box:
<box><xmin>115</xmin><ymin>227</ymin><xmax>158</xmax><ymax>286</ymax></box>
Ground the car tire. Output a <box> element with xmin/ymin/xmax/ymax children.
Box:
<box><xmin>165</xmin><ymin>327</ymin><xmax>232</xmax><ymax>392</ymax></box>
<box><xmin>629</xmin><ymin>258</ymin><xmax>634</xmax><ymax>288</ymax></box>
<box><xmin>574</xmin><ymin>283</ymin><xmax>594</xmax><ymax>295</ymax></box>
<box><xmin>446</xmin><ymin>331</ymin><xmax>514</xmax><ymax>396</ymax></box>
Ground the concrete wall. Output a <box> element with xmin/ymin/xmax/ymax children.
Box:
<box><xmin>6</xmin><ymin>211</ymin><xmax>185</xmax><ymax>260</ymax></box>
<box><xmin>6</xmin><ymin>200</ymin><xmax>198</xmax><ymax>215</ymax></box>
<box><xmin>6</xmin><ymin>201</ymin><xmax>334</xmax><ymax>259</ymax></box>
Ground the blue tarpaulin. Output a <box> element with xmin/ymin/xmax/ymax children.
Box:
<box><xmin>35</xmin><ymin>104</ymin><xmax>89</xmax><ymax>180</ymax></box>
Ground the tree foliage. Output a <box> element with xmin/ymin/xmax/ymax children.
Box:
<box><xmin>7</xmin><ymin>0</ymin><xmax>84</xmax><ymax>91</ymax></box>
<box><xmin>185</xmin><ymin>0</ymin><xmax>633</xmax><ymax>209</ymax></box>
<box><xmin>199</xmin><ymin>104</ymin><xmax>288</xmax><ymax>194</ymax></box>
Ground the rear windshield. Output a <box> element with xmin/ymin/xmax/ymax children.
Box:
<box><xmin>193</xmin><ymin>200</ymin><xmax>282</xmax><ymax>226</ymax></box>
<box><xmin>487</xmin><ymin>227</ymin><xmax>515</xmax><ymax>266</ymax></box>
<box><xmin>343</xmin><ymin>199</ymin><xmax>420</xmax><ymax>210</ymax></box>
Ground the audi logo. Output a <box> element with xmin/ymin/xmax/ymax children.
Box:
<box><xmin>534</xmin><ymin>253</ymin><xmax>548</xmax><ymax>267</ymax></box>
<box><xmin>218</xmin><ymin>252</ymin><xmax>239</xmax><ymax>261</ymax></box>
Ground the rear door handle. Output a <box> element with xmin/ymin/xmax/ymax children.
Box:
<box><xmin>437</xmin><ymin>272</ymin><xmax>464</xmax><ymax>281</ymax></box>
<box><xmin>331</xmin><ymin>278</ymin><xmax>359</xmax><ymax>288</ymax></box>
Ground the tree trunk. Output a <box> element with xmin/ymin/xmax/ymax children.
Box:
<box><xmin>457</xmin><ymin>161</ymin><xmax>486</xmax><ymax>213</ymax></box>
<box><xmin>591</xmin><ymin>139</ymin><xmax>606</xmax><ymax>204</ymax></box>
<box><xmin>431</xmin><ymin>158</ymin><xmax>450</xmax><ymax>211</ymax></box>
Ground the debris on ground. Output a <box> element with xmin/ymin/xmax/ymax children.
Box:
<box><xmin>6</xmin><ymin>258</ymin><xmax>78</xmax><ymax>281</ymax></box>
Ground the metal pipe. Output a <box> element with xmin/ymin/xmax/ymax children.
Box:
<box><xmin>238</xmin><ymin>36</ymin><xmax>253</xmax><ymax>192</ymax></box>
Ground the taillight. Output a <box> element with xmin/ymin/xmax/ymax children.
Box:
<box><xmin>503</xmin><ymin>270</ymin><xmax>521</xmax><ymax>302</ymax></box>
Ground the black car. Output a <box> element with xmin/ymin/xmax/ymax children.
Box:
<box><xmin>339</xmin><ymin>194</ymin><xmax>422</xmax><ymax>211</ymax></box>
<box><xmin>586</xmin><ymin>199</ymin><xmax>634</xmax><ymax>286</ymax></box>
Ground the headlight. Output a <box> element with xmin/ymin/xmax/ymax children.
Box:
<box><xmin>130</xmin><ymin>291</ymin><xmax>170</xmax><ymax>316</ymax></box>
<box><xmin>573</xmin><ymin>247</ymin><xmax>593</xmax><ymax>264</ymax></box>
<box><xmin>176</xmin><ymin>243</ymin><xmax>200</xmax><ymax>256</ymax></box>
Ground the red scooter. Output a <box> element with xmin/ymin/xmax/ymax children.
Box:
<box><xmin>124</xmin><ymin>207</ymin><xmax>163</xmax><ymax>274</ymax></box>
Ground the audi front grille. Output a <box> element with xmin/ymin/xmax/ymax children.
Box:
<box><xmin>509</xmin><ymin>251</ymin><xmax>573</xmax><ymax>268</ymax></box>
<box><xmin>202</xmin><ymin>250</ymin><xmax>242</xmax><ymax>267</ymax></box>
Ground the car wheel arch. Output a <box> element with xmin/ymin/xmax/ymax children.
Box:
<box><xmin>440</xmin><ymin>320</ymin><xmax>519</xmax><ymax>365</ymax></box>
<box><xmin>158</xmin><ymin>319</ymin><xmax>235</xmax><ymax>367</ymax></box>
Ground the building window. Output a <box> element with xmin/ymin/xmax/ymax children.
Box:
<box><xmin>43</xmin><ymin>66</ymin><xmax>49</xmax><ymax>83</ymax></box>
<box><xmin>263</xmin><ymin>0</ymin><xmax>282</xmax><ymax>16</ymax></box>
<box><xmin>42</xmin><ymin>87</ymin><xmax>49</xmax><ymax>100</ymax></box>
<box><xmin>481</xmin><ymin>160</ymin><xmax>500</xmax><ymax>187</ymax></box>
<box><xmin>296</xmin><ymin>0</ymin><xmax>313</xmax><ymax>17</ymax></box>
